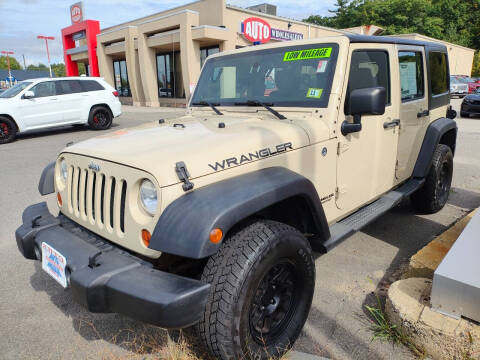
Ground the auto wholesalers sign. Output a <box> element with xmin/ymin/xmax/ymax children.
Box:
<box><xmin>241</xmin><ymin>17</ymin><xmax>271</xmax><ymax>43</ymax></box>
<box><xmin>240</xmin><ymin>17</ymin><xmax>303</xmax><ymax>43</ymax></box>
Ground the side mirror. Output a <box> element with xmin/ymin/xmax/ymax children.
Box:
<box><xmin>22</xmin><ymin>90</ymin><xmax>35</xmax><ymax>99</ymax></box>
<box><xmin>342</xmin><ymin>87</ymin><xmax>386</xmax><ymax>135</ymax></box>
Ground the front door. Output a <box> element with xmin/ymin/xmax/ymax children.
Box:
<box><xmin>336</xmin><ymin>44</ymin><xmax>400</xmax><ymax>213</ymax></box>
<box><xmin>20</xmin><ymin>81</ymin><xmax>63</xmax><ymax>128</ymax></box>
<box><xmin>395</xmin><ymin>46</ymin><xmax>430</xmax><ymax>181</ymax></box>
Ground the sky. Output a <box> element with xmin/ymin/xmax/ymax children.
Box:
<box><xmin>0</xmin><ymin>0</ymin><xmax>336</xmax><ymax>67</ymax></box>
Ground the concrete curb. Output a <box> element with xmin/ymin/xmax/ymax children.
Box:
<box><xmin>405</xmin><ymin>210</ymin><xmax>476</xmax><ymax>279</ymax></box>
<box><xmin>386</xmin><ymin>278</ymin><xmax>480</xmax><ymax>359</ymax></box>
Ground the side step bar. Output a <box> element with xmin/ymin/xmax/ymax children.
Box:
<box><xmin>323</xmin><ymin>178</ymin><xmax>425</xmax><ymax>252</ymax></box>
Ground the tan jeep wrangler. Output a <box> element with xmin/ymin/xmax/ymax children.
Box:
<box><xmin>16</xmin><ymin>34</ymin><xmax>457</xmax><ymax>359</ymax></box>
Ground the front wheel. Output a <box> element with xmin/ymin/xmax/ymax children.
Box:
<box><xmin>411</xmin><ymin>144</ymin><xmax>453</xmax><ymax>214</ymax></box>
<box><xmin>88</xmin><ymin>106</ymin><xmax>112</xmax><ymax>130</ymax></box>
<box><xmin>197</xmin><ymin>220</ymin><xmax>315</xmax><ymax>360</ymax></box>
<box><xmin>0</xmin><ymin>116</ymin><xmax>17</xmax><ymax>144</ymax></box>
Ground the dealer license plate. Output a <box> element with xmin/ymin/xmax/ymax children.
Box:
<box><xmin>41</xmin><ymin>242</ymin><xmax>68</xmax><ymax>288</ymax></box>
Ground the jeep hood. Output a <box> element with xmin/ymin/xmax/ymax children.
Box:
<box><xmin>64</xmin><ymin>115</ymin><xmax>310</xmax><ymax>187</ymax></box>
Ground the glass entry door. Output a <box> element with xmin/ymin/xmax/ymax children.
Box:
<box><xmin>156</xmin><ymin>52</ymin><xmax>182</xmax><ymax>98</ymax></box>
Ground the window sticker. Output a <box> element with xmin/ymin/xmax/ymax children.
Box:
<box><xmin>316</xmin><ymin>60</ymin><xmax>328</xmax><ymax>73</ymax></box>
<box><xmin>306</xmin><ymin>88</ymin><xmax>323</xmax><ymax>98</ymax></box>
<box><xmin>283</xmin><ymin>48</ymin><xmax>332</xmax><ymax>62</ymax></box>
<box><xmin>399</xmin><ymin>62</ymin><xmax>418</xmax><ymax>98</ymax></box>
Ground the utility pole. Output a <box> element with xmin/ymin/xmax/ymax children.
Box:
<box><xmin>22</xmin><ymin>54</ymin><xmax>26</xmax><ymax>69</ymax></box>
<box><xmin>1</xmin><ymin>50</ymin><xmax>14</xmax><ymax>86</ymax></box>
<box><xmin>37</xmin><ymin>35</ymin><xmax>55</xmax><ymax>77</ymax></box>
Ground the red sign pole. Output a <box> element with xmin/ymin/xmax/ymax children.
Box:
<box><xmin>37</xmin><ymin>36</ymin><xmax>55</xmax><ymax>77</ymax></box>
<box><xmin>1</xmin><ymin>50</ymin><xmax>14</xmax><ymax>85</ymax></box>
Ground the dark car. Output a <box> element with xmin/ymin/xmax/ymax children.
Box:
<box><xmin>460</xmin><ymin>88</ymin><xmax>480</xmax><ymax>117</ymax></box>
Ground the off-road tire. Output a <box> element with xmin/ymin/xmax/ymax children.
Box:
<box><xmin>411</xmin><ymin>144</ymin><xmax>453</xmax><ymax>214</ymax></box>
<box><xmin>196</xmin><ymin>220</ymin><xmax>315</xmax><ymax>360</ymax></box>
<box><xmin>0</xmin><ymin>116</ymin><xmax>17</xmax><ymax>144</ymax></box>
<box><xmin>88</xmin><ymin>106</ymin><xmax>112</xmax><ymax>130</ymax></box>
<box><xmin>460</xmin><ymin>111</ymin><xmax>469</xmax><ymax>118</ymax></box>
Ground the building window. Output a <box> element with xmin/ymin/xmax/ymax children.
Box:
<box><xmin>156</xmin><ymin>52</ymin><xmax>183</xmax><ymax>98</ymax></box>
<box><xmin>113</xmin><ymin>59</ymin><xmax>131</xmax><ymax>97</ymax></box>
<box><xmin>200</xmin><ymin>46</ymin><xmax>220</xmax><ymax>68</ymax></box>
<box><xmin>398</xmin><ymin>51</ymin><xmax>424</xmax><ymax>102</ymax></box>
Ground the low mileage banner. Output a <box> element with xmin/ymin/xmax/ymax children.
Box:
<box><xmin>283</xmin><ymin>48</ymin><xmax>332</xmax><ymax>61</ymax></box>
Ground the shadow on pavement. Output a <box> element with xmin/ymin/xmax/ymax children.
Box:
<box><xmin>359</xmin><ymin>190</ymin><xmax>480</xmax><ymax>341</ymax></box>
<box><xmin>16</xmin><ymin>123</ymin><xmax>120</xmax><ymax>142</ymax></box>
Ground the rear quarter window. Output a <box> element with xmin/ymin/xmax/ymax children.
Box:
<box><xmin>81</xmin><ymin>80</ymin><xmax>105</xmax><ymax>92</ymax></box>
<box><xmin>429</xmin><ymin>52</ymin><xmax>448</xmax><ymax>95</ymax></box>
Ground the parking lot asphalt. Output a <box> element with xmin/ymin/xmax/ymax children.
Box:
<box><xmin>1</xmin><ymin>99</ymin><xmax>479</xmax><ymax>359</ymax></box>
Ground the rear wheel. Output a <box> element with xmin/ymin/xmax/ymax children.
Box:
<box><xmin>0</xmin><ymin>116</ymin><xmax>17</xmax><ymax>144</ymax></box>
<box><xmin>88</xmin><ymin>106</ymin><xmax>112</xmax><ymax>130</ymax></box>
<box><xmin>196</xmin><ymin>220</ymin><xmax>315</xmax><ymax>360</ymax></box>
<box><xmin>411</xmin><ymin>144</ymin><xmax>453</xmax><ymax>214</ymax></box>
<box><xmin>460</xmin><ymin>111</ymin><xmax>469</xmax><ymax>118</ymax></box>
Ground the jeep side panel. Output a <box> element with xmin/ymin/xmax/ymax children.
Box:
<box><xmin>149</xmin><ymin>167</ymin><xmax>330</xmax><ymax>259</ymax></box>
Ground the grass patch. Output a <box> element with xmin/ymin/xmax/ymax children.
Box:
<box><xmin>365</xmin><ymin>293</ymin><xmax>426</xmax><ymax>358</ymax></box>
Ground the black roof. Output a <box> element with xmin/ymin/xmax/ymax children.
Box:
<box><xmin>345</xmin><ymin>34</ymin><xmax>448</xmax><ymax>51</ymax></box>
<box><xmin>0</xmin><ymin>69</ymin><xmax>53</xmax><ymax>81</ymax></box>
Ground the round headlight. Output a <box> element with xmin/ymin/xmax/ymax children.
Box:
<box><xmin>60</xmin><ymin>159</ymin><xmax>68</xmax><ymax>180</ymax></box>
<box><xmin>139</xmin><ymin>179</ymin><xmax>158</xmax><ymax>216</ymax></box>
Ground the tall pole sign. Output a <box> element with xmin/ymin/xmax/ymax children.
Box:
<box><xmin>37</xmin><ymin>36</ymin><xmax>55</xmax><ymax>77</ymax></box>
<box><xmin>70</xmin><ymin>2</ymin><xmax>84</xmax><ymax>24</ymax></box>
<box><xmin>1</xmin><ymin>51</ymin><xmax>14</xmax><ymax>85</ymax></box>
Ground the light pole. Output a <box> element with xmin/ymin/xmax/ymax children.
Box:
<box><xmin>37</xmin><ymin>35</ymin><xmax>55</xmax><ymax>77</ymax></box>
<box><xmin>1</xmin><ymin>51</ymin><xmax>14</xmax><ymax>86</ymax></box>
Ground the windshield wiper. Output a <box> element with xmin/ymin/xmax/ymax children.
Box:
<box><xmin>191</xmin><ymin>101</ymin><xmax>223</xmax><ymax>115</ymax></box>
<box><xmin>234</xmin><ymin>100</ymin><xmax>286</xmax><ymax>120</ymax></box>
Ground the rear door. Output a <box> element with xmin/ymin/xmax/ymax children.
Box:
<box><xmin>55</xmin><ymin>80</ymin><xmax>85</xmax><ymax>123</ymax></box>
<box><xmin>19</xmin><ymin>81</ymin><xmax>61</xmax><ymax>128</ymax></box>
<box><xmin>395</xmin><ymin>46</ymin><xmax>429</xmax><ymax>181</ymax></box>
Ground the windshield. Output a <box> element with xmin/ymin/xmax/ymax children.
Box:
<box><xmin>191</xmin><ymin>43</ymin><xmax>339</xmax><ymax>108</ymax></box>
<box><xmin>0</xmin><ymin>82</ymin><xmax>32</xmax><ymax>98</ymax></box>
<box><xmin>455</xmin><ymin>76</ymin><xmax>474</xmax><ymax>83</ymax></box>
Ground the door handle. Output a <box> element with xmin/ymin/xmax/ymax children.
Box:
<box><xmin>49</xmin><ymin>98</ymin><xmax>58</xmax><ymax>100</ymax></box>
<box><xmin>383</xmin><ymin>119</ymin><xmax>400</xmax><ymax>129</ymax></box>
<box><xmin>417</xmin><ymin>109</ymin><xmax>429</xmax><ymax>118</ymax></box>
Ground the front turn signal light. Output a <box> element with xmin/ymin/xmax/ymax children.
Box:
<box><xmin>57</xmin><ymin>192</ymin><xmax>63</xmax><ymax>206</ymax></box>
<box><xmin>142</xmin><ymin>229</ymin><xmax>152</xmax><ymax>247</ymax></box>
<box><xmin>209</xmin><ymin>228</ymin><xmax>223</xmax><ymax>244</ymax></box>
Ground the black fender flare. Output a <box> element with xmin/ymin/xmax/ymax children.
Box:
<box><xmin>38</xmin><ymin>161</ymin><xmax>55</xmax><ymax>195</ymax></box>
<box><xmin>149</xmin><ymin>167</ymin><xmax>330</xmax><ymax>259</ymax></box>
<box><xmin>413</xmin><ymin>117</ymin><xmax>457</xmax><ymax>179</ymax></box>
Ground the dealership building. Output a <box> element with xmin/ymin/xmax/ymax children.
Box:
<box><xmin>62</xmin><ymin>0</ymin><xmax>475</xmax><ymax>107</ymax></box>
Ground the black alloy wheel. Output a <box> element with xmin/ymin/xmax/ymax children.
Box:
<box><xmin>88</xmin><ymin>106</ymin><xmax>113</xmax><ymax>130</ymax></box>
<box><xmin>249</xmin><ymin>261</ymin><xmax>299</xmax><ymax>345</ymax></box>
<box><xmin>0</xmin><ymin>116</ymin><xmax>16</xmax><ymax>144</ymax></box>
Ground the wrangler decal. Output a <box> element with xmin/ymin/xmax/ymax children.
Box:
<box><xmin>208</xmin><ymin>142</ymin><xmax>293</xmax><ymax>171</ymax></box>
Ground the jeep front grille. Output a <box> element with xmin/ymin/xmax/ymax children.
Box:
<box><xmin>67</xmin><ymin>166</ymin><xmax>127</xmax><ymax>235</ymax></box>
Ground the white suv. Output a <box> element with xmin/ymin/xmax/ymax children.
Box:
<box><xmin>0</xmin><ymin>77</ymin><xmax>122</xmax><ymax>144</ymax></box>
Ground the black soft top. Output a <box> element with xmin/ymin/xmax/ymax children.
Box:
<box><xmin>345</xmin><ymin>34</ymin><xmax>448</xmax><ymax>52</ymax></box>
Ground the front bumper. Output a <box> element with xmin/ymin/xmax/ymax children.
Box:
<box><xmin>16</xmin><ymin>202</ymin><xmax>210</xmax><ymax>328</ymax></box>
<box><xmin>461</xmin><ymin>102</ymin><xmax>480</xmax><ymax>116</ymax></box>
